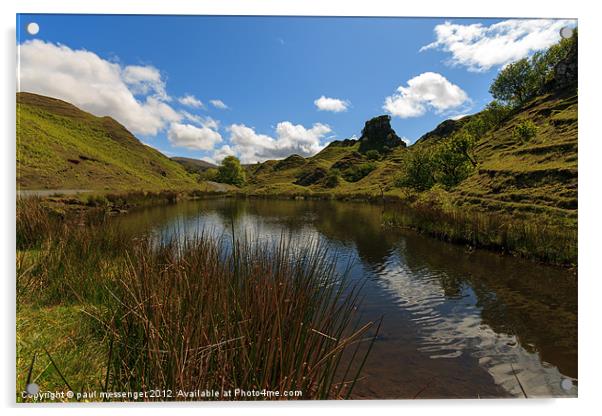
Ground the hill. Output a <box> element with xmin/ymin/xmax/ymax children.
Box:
<box><xmin>171</xmin><ymin>156</ymin><xmax>217</xmax><ymax>174</ymax></box>
<box><xmin>17</xmin><ymin>92</ymin><xmax>199</xmax><ymax>190</ymax></box>
<box><xmin>245</xmin><ymin>86</ymin><xmax>577</xmax><ymax>225</ymax></box>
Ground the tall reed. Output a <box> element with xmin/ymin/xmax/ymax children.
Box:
<box><xmin>383</xmin><ymin>203</ymin><xmax>577</xmax><ymax>265</ymax></box>
<box><xmin>17</xmin><ymin>198</ymin><xmax>376</xmax><ymax>400</ymax></box>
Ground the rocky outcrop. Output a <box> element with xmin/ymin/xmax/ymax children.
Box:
<box><xmin>358</xmin><ymin>115</ymin><xmax>405</xmax><ymax>153</ymax></box>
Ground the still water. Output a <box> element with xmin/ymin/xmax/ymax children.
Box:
<box><xmin>115</xmin><ymin>198</ymin><xmax>577</xmax><ymax>399</ymax></box>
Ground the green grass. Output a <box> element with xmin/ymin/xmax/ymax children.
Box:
<box><xmin>16</xmin><ymin>197</ymin><xmax>377</xmax><ymax>401</ymax></box>
<box><xmin>17</xmin><ymin>92</ymin><xmax>200</xmax><ymax>191</ymax></box>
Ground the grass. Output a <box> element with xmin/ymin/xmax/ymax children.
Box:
<box><xmin>17</xmin><ymin>92</ymin><xmax>199</xmax><ymax>190</ymax></box>
<box><xmin>16</xmin><ymin>197</ymin><xmax>377</xmax><ymax>401</ymax></box>
<box><xmin>382</xmin><ymin>194</ymin><xmax>577</xmax><ymax>266</ymax></box>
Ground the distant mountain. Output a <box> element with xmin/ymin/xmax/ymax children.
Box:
<box><xmin>171</xmin><ymin>157</ymin><xmax>217</xmax><ymax>174</ymax></box>
<box><xmin>17</xmin><ymin>92</ymin><xmax>198</xmax><ymax>190</ymax></box>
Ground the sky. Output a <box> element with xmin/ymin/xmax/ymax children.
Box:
<box><xmin>16</xmin><ymin>14</ymin><xmax>576</xmax><ymax>164</ymax></box>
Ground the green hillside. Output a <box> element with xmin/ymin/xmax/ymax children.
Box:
<box><xmin>171</xmin><ymin>156</ymin><xmax>217</xmax><ymax>174</ymax></box>
<box><xmin>17</xmin><ymin>92</ymin><xmax>199</xmax><ymax>190</ymax></box>
<box><xmin>248</xmin><ymin>87</ymin><xmax>576</xmax><ymax>214</ymax></box>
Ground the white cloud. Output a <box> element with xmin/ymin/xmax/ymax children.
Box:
<box><xmin>421</xmin><ymin>19</ymin><xmax>577</xmax><ymax>72</ymax></box>
<box><xmin>167</xmin><ymin>122</ymin><xmax>222</xmax><ymax>151</ymax></box>
<box><xmin>383</xmin><ymin>72</ymin><xmax>469</xmax><ymax>119</ymax></box>
<box><xmin>400</xmin><ymin>137</ymin><xmax>411</xmax><ymax>146</ymax></box>
<box><xmin>450</xmin><ymin>114</ymin><xmax>469</xmax><ymax>121</ymax></box>
<box><xmin>210</xmin><ymin>99</ymin><xmax>228</xmax><ymax>109</ymax></box>
<box><xmin>178</xmin><ymin>94</ymin><xmax>204</xmax><ymax>108</ymax></box>
<box><xmin>18</xmin><ymin>39</ymin><xmax>180</xmax><ymax>136</ymax></box>
<box><xmin>122</xmin><ymin>65</ymin><xmax>168</xmax><ymax>99</ymax></box>
<box><xmin>180</xmin><ymin>111</ymin><xmax>220</xmax><ymax>130</ymax></box>
<box><xmin>212</xmin><ymin>122</ymin><xmax>331</xmax><ymax>164</ymax></box>
<box><xmin>314</xmin><ymin>96</ymin><xmax>350</xmax><ymax>112</ymax></box>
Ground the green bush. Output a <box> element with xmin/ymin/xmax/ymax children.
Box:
<box><xmin>200</xmin><ymin>167</ymin><xmax>218</xmax><ymax>182</ymax></box>
<box><xmin>433</xmin><ymin>132</ymin><xmax>476</xmax><ymax>188</ymax></box>
<box><xmin>325</xmin><ymin>169</ymin><xmax>341</xmax><ymax>188</ymax></box>
<box><xmin>513</xmin><ymin>120</ymin><xmax>538</xmax><ymax>142</ymax></box>
<box><xmin>365</xmin><ymin>150</ymin><xmax>381</xmax><ymax>161</ymax></box>
<box><xmin>216</xmin><ymin>156</ymin><xmax>246</xmax><ymax>186</ymax></box>
<box><xmin>395</xmin><ymin>147</ymin><xmax>436</xmax><ymax>191</ymax></box>
<box><xmin>342</xmin><ymin>162</ymin><xmax>376</xmax><ymax>183</ymax></box>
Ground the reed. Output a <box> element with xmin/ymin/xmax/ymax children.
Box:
<box><xmin>383</xmin><ymin>202</ymin><xmax>577</xmax><ymax>266</ymax></box>
<box><xmin>16</xmin><ymin>198</ymin><xmax>376</xmax><ymax>400</ymax></box>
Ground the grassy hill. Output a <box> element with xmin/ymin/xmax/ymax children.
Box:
<box><xmin>17</xmin><ymin>92</ymin><xmax>199</xmax><ymax>190</ymax></box>
<box><xmin>452</xmin><ymin>89</ymin><xmax>577</xmax><ymax>220</ymax></box>
<box><xmin>245</xmin><ymin>86</ymin><xmax>577</xmax><ymax>224</ymax></box>
<box><xmin>171</xmin><ymin>156</ymin><xmax>217</xmax><ymax>174</ymax></box>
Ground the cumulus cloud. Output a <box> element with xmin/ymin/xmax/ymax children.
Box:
<box><xmin>314</xmin><ymin>96</ymin><xmax>350</xmax><ymax>112</ymax></box>
<box><xmin>122</xmin><ymin>65</ymin><xmax>168</xmax><ymax>99</ymax></box>
<box><xmin>383</xmin><ymin>72</ymin><xmax>469</xmax><ymax>119</ymax></box>
<box><xmin>18</xmin><ymin>39</ymin><xmax>180</xmax><ymax>136</ymax></box>
<box><xmin>421</xmin><ymin>19</ymin><xmax>577</xmax><ymax>72</ymax></box>
<box><xmin>210</xmin><ymin>99</ymin><xmax>228</xmax><ymax>109</ymax></box>
<box><xmin>178</xmin><ymin>94</ymin><xmax>204</xmax><ymax>108</ymax></box>
<box><xmin>210</xmin><ymin>122</ymin><xmax>331</xmax><ymax>164</ymax></box>
<box><xmin>167</xmin><ymin>122</ymin><xmax>222</xmax><ymax>151</ymax></box>
<box><xmin>180</xmin><ymin>111</ymin><xmax>220</xmax><ymax>130</ymax></box>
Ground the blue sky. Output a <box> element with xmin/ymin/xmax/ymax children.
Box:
<box><xmin>17</xmin><ymin>14</ymin><xmax>575</xmax><ymax>164</ymax></box>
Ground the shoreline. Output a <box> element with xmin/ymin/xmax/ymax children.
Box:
<box><xmin>18</xmin><ymin>187</ymin><xmax>577</xmax><ymax>268</ymax></box>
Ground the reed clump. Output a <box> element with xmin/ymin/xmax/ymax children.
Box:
<box><xmin>383</xmin><ymin>202</ymin><xmax>576</xmax><ymax>266</ymax></box>
<box><xmin>16</xmin><ymin>197</ymin><xmax>376</xmax><ymax>400</ymax></box>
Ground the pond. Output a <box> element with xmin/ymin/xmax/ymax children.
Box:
<box><xmin>114</xmin><ymin>197</ymin><xmax>577</xmax><ymax>399</ymax></box>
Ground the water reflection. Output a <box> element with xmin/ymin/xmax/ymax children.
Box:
<box><xmin>114</xmin><ymin>198</ymin><xmax>577</xmax><ymax>398</ymax></box>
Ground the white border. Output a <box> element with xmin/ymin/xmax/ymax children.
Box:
<box><xmin>2</xmin><ymin>1</ymin><xmax>601</xmax><ymax>415</ymax></box>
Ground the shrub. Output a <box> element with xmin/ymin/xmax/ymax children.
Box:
<box><xmin>513</xmin><ymin>120</ymin><xmax>538</xmax><ymax>142</ymax></box>
<box><xmin>200</xmin><ymin>167</ymin><xmax>218</xmax><ymax>182</ymax></box>
<box><xmin>365</xmin><ymin>150</ymin><xmax>381</xmax><ymax>161</ymax></box>
<box><xmin>395</xmin><ymin>147</ymin><xmax>435</xmax><ymax>191</ymax></box>
<box><xmin>325</xmin><ymin>169</ymin><xmax>341</xmax><ymax>188</ymax></box>
<box><xmin>216</xmin><ymin>156</ymin><xmax>246</xmax><ymax>186</ymax></box>
<box><xmin>342</xmin><ymin>162</ymin><xmax>376</xmax><ymax>183</ymax></box>
<box><xmin>433</xmin><ymin>132</ymin><xmax>475</xmax><ymax>188</ymax></box>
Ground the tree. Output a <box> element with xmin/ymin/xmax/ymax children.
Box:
<box><xmin>396</xmin><ymin>147</ymin><xmax>436</xmax><ymax>191</ymax></box>
<box><xmin>482</xmin><ymin>100</ymin><xmax>511</xmax><ymax>128</ymax></box>
<box><xmin>432</xmin><ymin>132</ymin><xmax>476</xmax><ymax>188</ymax></box>
<box><xmin>216</xmin><ymin>156</ymin><xmax>246</xmax><ymax>186</ymax></box>
<box><xmin>489</xmin><ymin>58</ymin><xmax>534</xmax><ymax>107</ymax></box>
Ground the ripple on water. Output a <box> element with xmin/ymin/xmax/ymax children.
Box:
<box><xmin>370</xmin><ymin>248</ymin><xmax>577</xmax><ymax>398</ymax></box>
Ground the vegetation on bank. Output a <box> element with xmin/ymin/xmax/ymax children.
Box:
<box><xmin>383</xmin><ymin>188</ymin><xmax>576</xmax><ymax>266</ymax></box>
<box><xmin>17</xmin><ymin>197</ymin><xmax>377</xmax><ymax>401</ymax></box>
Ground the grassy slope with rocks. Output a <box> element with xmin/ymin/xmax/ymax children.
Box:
<box><xmin>17</xmin><ymin>92</ymin><xmax>199</xmax><ymax>190</ymax></box>
<box><xmin>246</xmin><ymin>87</ymin><xmax>577</xmax><ymax>224</ymax></box>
